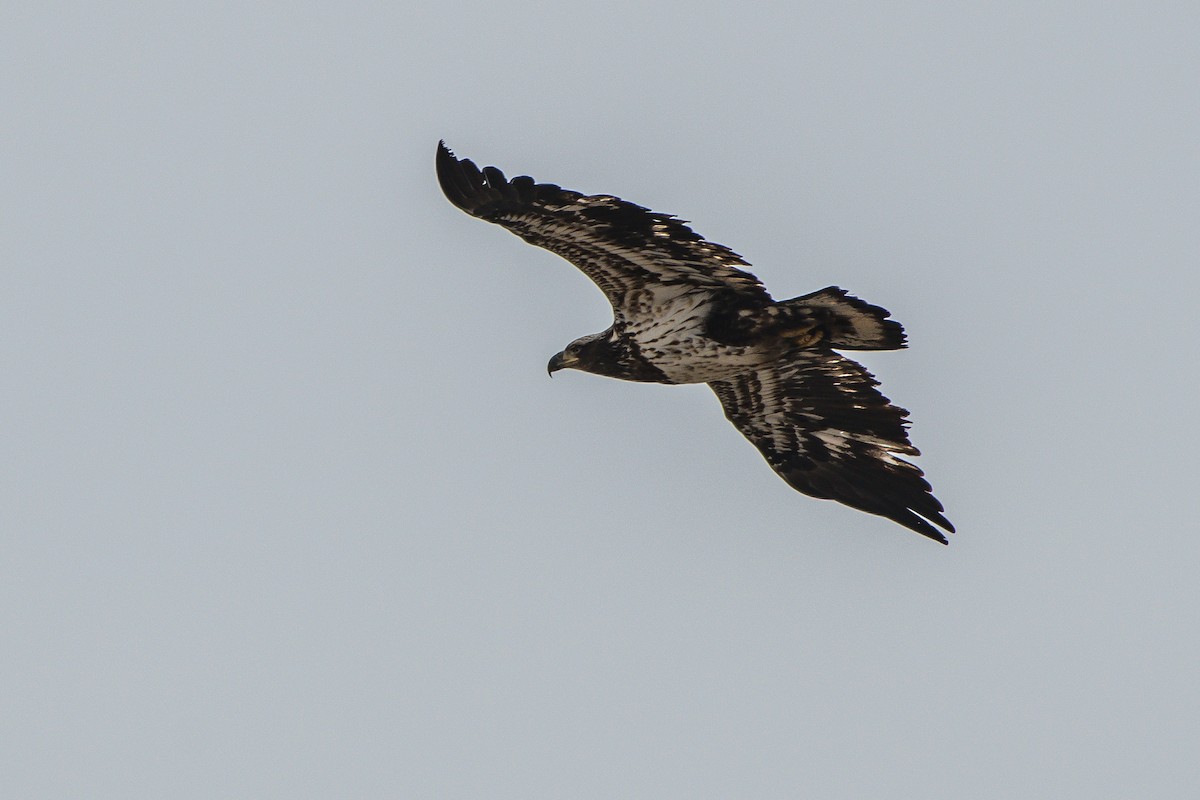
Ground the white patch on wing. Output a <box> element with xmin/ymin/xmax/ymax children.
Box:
<box><xmin>811</xmin><ymin>428</ymin><xmax>915</xmax><ymax>462</ymax></box>
<box><xmin>813</xmin><ymin>428</ymin><xmax>854</xmax><ymax>452</ymax></box>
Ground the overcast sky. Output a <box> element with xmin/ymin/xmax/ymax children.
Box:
<box><xmin>3</xmin><ymin>2</ymin><xmax>1198</xmax><ymax>798</ymax></box>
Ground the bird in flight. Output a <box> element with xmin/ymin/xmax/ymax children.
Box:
<box><xmin>436</xmin><ymin>141</ymin><xmax>954</xmax><ymax>543</ymax></box>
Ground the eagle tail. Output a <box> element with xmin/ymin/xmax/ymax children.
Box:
<box><xmin>782</xmin><ymin>287</ymin><xmax>907</xmax><ymax>350</ymax></box>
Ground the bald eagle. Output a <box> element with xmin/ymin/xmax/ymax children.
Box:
<box><xmin>436</xmin><ymin>142</ymin><xmax>954</xmax><ymax>543</ymax></box>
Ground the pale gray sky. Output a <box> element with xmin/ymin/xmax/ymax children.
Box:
<box><xmin>3</xmin><ymin>2</ymin><xmax>1198</xmax><ymax>797</ymax></box>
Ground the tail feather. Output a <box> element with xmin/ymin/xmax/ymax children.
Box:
<box><xmin>783</xmin><ymin>286</ymin><xmax>906</xmax><ymax>350</ymax></box>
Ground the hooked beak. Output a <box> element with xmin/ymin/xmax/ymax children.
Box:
<box><xmin>547</xmin><ymin>350</ymin><xmax>577</xmax><ymax>376</ymax></box>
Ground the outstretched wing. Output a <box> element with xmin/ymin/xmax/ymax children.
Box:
<box><xmin>437</xmin><ymin>142</ymin><xmax>770</xmax><ymax>322</ymax></box>
<box><xmin>709</xmin><ymin>351</ymin><xmax>954</xmax><ymax>543</ymax></box>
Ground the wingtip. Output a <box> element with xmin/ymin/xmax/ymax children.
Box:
<box><xmin>435</xmin><ymin>142</ymin><xmax>527</xmax><ymax>217</ymax></box>
<box><xmin>882</xmin><ymin>502</ymin><xmax>954</xmax><ymax>544</ymax></box>
<box><xmin>436</xmin><ymin>139</ymin><xmax>481</xmax><ymax>212</ymax></box>
<box><xmin>915</xmin><ymin>512</ymin><xmax>954</xmax><ymax>544</ymax></box>
<box><xmin>436</xmin><ymin>139</ymin><xmax>456</xmax><ymax>170</ymax></box>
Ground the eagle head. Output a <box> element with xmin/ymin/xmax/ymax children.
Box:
<box><xmin>547</xmin><ymin>331</ymin><xmax>607</xmax><ymax>377</ymax></box>
<box><xmin>547</xmin><ymin>330</ymin><xmax>668</xmax><ymax>383</ymax></box>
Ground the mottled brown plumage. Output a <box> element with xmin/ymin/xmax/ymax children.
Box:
<box><xmin>437</xmin><ymin>141</ymin><xmax>953</xmax><ymax>542</ymax></box>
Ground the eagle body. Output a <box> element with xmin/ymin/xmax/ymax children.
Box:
<box><xmin>594</xmin><ymin>290</ymin><xmax>770</xmax><ymax>384</ymax></box>
<box><xmin>437</xmin><ymin>142</ymin><xmax>954</xmax><ymax>543</ymax></box>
